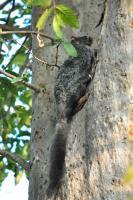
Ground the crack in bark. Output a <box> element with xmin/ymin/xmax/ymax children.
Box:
<box><xmin>95</xmin><ymin>0</ymin><xmax>107</xmax><ymax>28</ymax></box>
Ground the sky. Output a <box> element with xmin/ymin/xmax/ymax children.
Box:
<box><xmin>0</xmin><ymin>172</ymin><xmax>28</xmax><ymax>200</ymax></box>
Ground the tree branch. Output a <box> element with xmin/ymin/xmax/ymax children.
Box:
<box><xmin>0</xmin><ymin>149</ymin><xmax>30</xmax><ymax>171</ymax></box>
<box><xmin>0</xmin><ymin>24</ymin><xmax>55</xmax><ymax>42</ymax></box>
<box><xmin>0</xmin><ymin>0</ymin><xmax>12</xmax><ymax>10</ymax></box>
<box><xmin>0</xmin><ymin>69</ymin><xmax>41</xmax><ymax>93</ymax></box>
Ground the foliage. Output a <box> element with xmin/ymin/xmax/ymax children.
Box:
<box><xmin>28</xmin><ymin>0</ymin><xmax>80</xmax><ymax>56</ymax></box>
<box><xmin>28</xmin><ymin>0</ymin><xmax>80</xmax><ymax>37</ymax></box>
<box><xmin>0</xmin><ymin>0</ymin><xmax>31</xmax><ymax>185</ymax></box>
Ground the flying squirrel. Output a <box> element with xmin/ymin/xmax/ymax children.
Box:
<box><xmin>47</xmin><ymin>36</ymin><xmax>96</xmax><ymax>198</ymax></box>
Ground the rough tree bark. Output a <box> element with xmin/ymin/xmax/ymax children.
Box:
<box><xmin>29</xmin><ymin>1</ymin><xmax>133</xmax><ymax>200</ymax></box>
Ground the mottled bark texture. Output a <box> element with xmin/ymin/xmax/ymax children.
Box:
<box><xmin>29</xmin><ymin>1</ymin><xmax>133</xmax><ymax>200</ymax></box>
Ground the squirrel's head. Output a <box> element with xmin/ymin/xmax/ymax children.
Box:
<box><xmin>70</xmin><ymin>36</ymin><xmax>93</xmax><ymax>56</ymax></box>
<box><xmin>71</xmin><ymin>36</ymin><xmax>93</xmax><ymax>47</ymax></box>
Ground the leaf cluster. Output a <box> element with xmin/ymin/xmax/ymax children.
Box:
<box><xmin>0</xmin><ymin>0</ymin><xmax>32</xmax><ymax>184</ymax></box>
<box><xmin>28</xmin><ymin>0</ymin><xmax>80</xmax><ymax>57</ymax></box>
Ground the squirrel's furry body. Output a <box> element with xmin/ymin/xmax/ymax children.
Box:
<box><xmin>47</xmin><ymin>37</ymin><xmax>95</xmax><ymax>197</ymax></box>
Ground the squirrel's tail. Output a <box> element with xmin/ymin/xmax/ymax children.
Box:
<box><xmin>46</xmin><ymin>118</ymin><xmax>69</xmax><ymax>197</ymax></box>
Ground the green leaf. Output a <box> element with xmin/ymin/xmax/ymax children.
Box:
<box><xmin>63</xmin><ymin>42</ymin><xmax>78</xmax><ymax>57</ymax></box>
<box><xmin>0</xmin><ymin>170</ymin><xmax>8</xmax><ymax>186</ymax></box>
<box><xmin>12</xmin><ymin>54</ymin><xmax>26</xmax><ymax>66</ymax></box>
<box><xmin>27</xmin><ymin>0</ymin><xmax>52</xmax><ymax>8</ymax></box>
<box><xmin>19</xmin><ymin>90</ymin><xmax>32</xmax><ymax>106</ymax></box>
<box><xmin>11</xmin><ymin>77</ymin><xmax>22</xmax><ymax>84</ymax></box>
<box><xmin>0</xmin><ymin>161</ymin><xmax>4</xmax><ymax>169</ymax></box>
<box><xmin>53</xmin><ymin>15</ymin><xmax>63</xmax><ymax>39</ymax></box>
<box><xmin>55</xmin><ymin>4</ymin><xmax>80</xmax><ymax>28</ymax></box>
<box><xmin>0</xmin><ymin>28</ymin><xmax>2</xmax><ymax>34</ymax></box>
<box><xmin>0</xmin><ymin>77</ymin><xmax>17</xmax><ymax>94</ymax></box>
<box><xmin>22</xmin><ymin>143</ymin><xmax>29</xmax><ymax>158</ymax></box>
<box><xmin>36</xmin><ymin>8</ymin><xmax>53</xmax><ymax>30</ymax></box>
<box><xmin>55</xmin><ymin>14</ymin><xmax>66</xmax><ymax>28</ymax></box>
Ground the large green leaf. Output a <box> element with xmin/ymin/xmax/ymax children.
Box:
<box><xmin>55</xmin><ymin>4</ymin><xmax>80</xmax><ymax>28</ymax></box>
<box><xmin>63</xmin><ymin>42</ymin><xmax>78</xmax><ymax>57</ymax></box>
<box><xmin>53</xmin><ymin>15</ymin><xmax>64</xmax><ymax>39</ymax></box>
<box><xmin>36</xmin><ymin>7</ymin><xmax>53</xmax><ymax>30</ymax></box>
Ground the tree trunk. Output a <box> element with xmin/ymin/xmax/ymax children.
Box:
<box><xmin>29</xmin><ymin>1</ymin><xmax>133</xmax><ymax>200</ymax></box>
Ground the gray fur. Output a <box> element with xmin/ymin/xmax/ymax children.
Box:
<box><xmin>47</xmin><ymin>37</ymin><xmax>95</xmax><ymax>198</ymax></box>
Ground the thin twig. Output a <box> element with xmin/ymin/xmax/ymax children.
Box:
<box><xmin>1</xmin><ymin>37</ymin><xmax>60</xmax><ymax>68</ymax></box>
<box><xmin>0</xmin><ymin>24</ymin><xmax>30</xmax><ymax>31</ymax></box>
<box><xmin>0</xmin><ymin>149</ymin><xmax>30</xmax><ymax>171</ymax></box>
<box><xmin>19</xmin><ymin>53</ymin><xmax>32</xmax><ymax>76</ymax></box>
<box><xmin>0</xmin><ymin>69</ymin><xmax>41</xmax><ymax>93</ymax></box>
<box><xmin>6</xmin><ymin>0</ymin><xmax>15</xmax><ymax>24</ymax></box>
<box><xmin>6</xmin><ymin>35</ymin><xmax>29</xmax><ymax>68</ymax></box>
<box><xmin>55</xmin><ymin>42</ymin><xmax>61</xmax><ymax>67</ymax></box>
<box><xmin>0</xmin><ymin>37</ymin><xmax>47</xmax><ymax>65</ymax></box>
